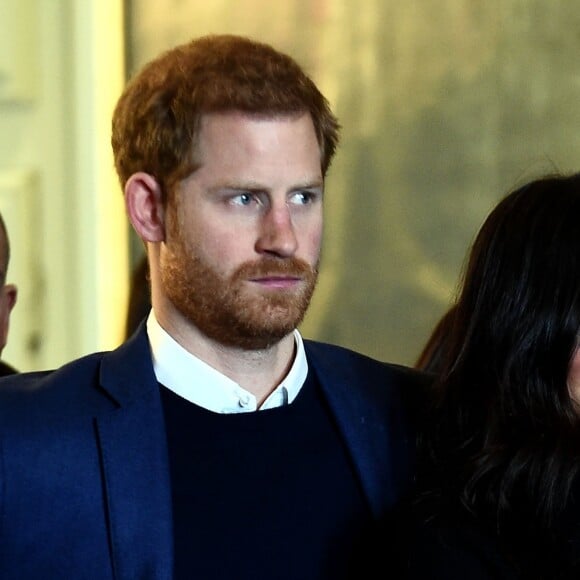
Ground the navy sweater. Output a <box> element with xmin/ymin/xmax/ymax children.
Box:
<box><xmin>161</xmin><ymin>371</ymin><xmax>378</xmax><ymax>579</ymax></box>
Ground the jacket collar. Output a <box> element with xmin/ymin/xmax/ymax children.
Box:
<box><xmin>304</xmin><ymin>340</ymin><xmax>416</xmax><ymax>520</ymax></box>
<box><xmin>93</xmin><ymin>327</ymin><xmax>415</xmax><ymax>577</ymax></box>
<box><xmin>96</xmin><ymin>324</ymin><xmax>173</xmax><ymax>580</ymax></box>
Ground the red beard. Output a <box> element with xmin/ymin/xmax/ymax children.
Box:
<box><xmin>161</xmin><ymin>241</ymin><xmax>319</xmax><ymax>350</ymax></box>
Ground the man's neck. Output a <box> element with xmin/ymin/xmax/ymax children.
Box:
<box><xmin>208</xmin><ymin>336</ymin><xmax>297</xmax><ymax>406</ymax></box>
<box><xmin>152</xmin><ymin>310</ymin><xmax>297</xmax><ymax>404</ymax></box>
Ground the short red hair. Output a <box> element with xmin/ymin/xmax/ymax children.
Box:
<box><xmin>111</xmin><ymin>34</ymin><xmax>340</xmax><ymax>199</ymax></box>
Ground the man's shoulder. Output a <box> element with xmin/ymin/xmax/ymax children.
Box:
<box><xmin>0</xmin><ymin>359</ymin><xmax>17</xmax><ymax>376</ymax></box>
<box><xmin>0</xmin><ymin>350</ymin><xmax>107</xmax><ymax>390</ymax></box>
<box><xmin>0</xmin><ymin>326</ymin><xmax>151</xmax><ymax>404</ymax></box>
<box><xmin>303</xmin><ymin>339</ymin><xmax>433</xmax><ymax>411</ymax></box>
<box><xmin>0</xmin><ymin>349</ymin><xmax>131</xmax><ymax>434</ymax></box>
<box><xmin>303</xmin><ymin>339</ymin><xmax>430</xmax><ymax>382</ymax></box>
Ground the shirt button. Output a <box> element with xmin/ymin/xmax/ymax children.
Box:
<box><xmin>238</xmin><ymin>394</ymin><xmax>251</xmax><ymax>408</ymax></box>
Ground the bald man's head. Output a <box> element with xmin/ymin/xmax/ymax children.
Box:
<box><xmin>0</xmin><ymin>213</ymin><xmax>17</xmax><ymax>359</ymax></box>
<box><xmin>0</xmin><ymin>213</ymin><xmax>10</xmax><ymax>286</ymax></box>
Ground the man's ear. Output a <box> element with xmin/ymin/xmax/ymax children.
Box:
<box><xmin>125</xmin><ymin>172</ymin><xmax>166</xmax><ymax>242</ymax></box>
<box><xmin>0</xmin><ymin>283</ymin><xmax>17</xmax><ymax>355</ymax></box>
<box><xmin>3</xmin><ymin>284</ymin><xmax>17</xmax><ymax>313</ymax></box>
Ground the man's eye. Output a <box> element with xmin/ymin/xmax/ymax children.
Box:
<box><xmin>232</xmin><ymin>193</ymin><xmax>254</xmax><ymax>206</ymax></box>
<box><xmin>291</xmin><ymin>191</ymin><xmax>316</xmax><ymax>205</ymax></box>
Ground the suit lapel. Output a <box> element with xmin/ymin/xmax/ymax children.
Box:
<box><xmin>304</xmin><ymin>341</ymin><xmax>414</xmax><ymax>520</ymax></box>
<box><xmin>95</xmin><ymin>328</ymin><xmax>173</xmax><ymax>580</ymax></box>
<box><xmin>89</xmin><ymin>332</ymin><xmax>413</xmax><ymax>576</ymax></box>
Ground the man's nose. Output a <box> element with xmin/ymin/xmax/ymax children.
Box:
<box><xmin>255</xmin><ymin>205</ymin><xmax>298</xmax><ymax>257</ymax></box>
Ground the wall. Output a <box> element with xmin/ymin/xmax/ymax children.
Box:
<box><xmin>128</xmin><ymin>0</ymin><xmax>580</xmax><ymax>365</ymax></box>
<box><xmin>0</xmin><ymin>0</ymin><xmax>128</xmax><ymax>371</ymax></box>
<box><xmin>5</xmin><ymin>1</ymin><xmax>579</xmax><ymax>370</ymax></box>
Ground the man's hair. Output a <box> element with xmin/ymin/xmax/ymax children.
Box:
<box><xmin>111</xmin><ymin>34</ymin><xmax>340</xmax><ymax>199</ymax></box>
<box><xmin>0</xmin><ymin>212</ymin><xmax>10</xmax><ymax>286</ymax></box>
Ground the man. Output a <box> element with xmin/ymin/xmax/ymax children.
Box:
<box><xmin>0</xmin><ymin>212</ymin><xmax>17</xmax><ymax>375</ymax></box>
<box><xmin>0</xmin><ymin>35</ymin><xmax>427</xmax><ymax>579</ymax></box>
<box><xmin>125</xmin><ymin>253</ymin><xmax>150</xmax><ymax>339</ymax></box>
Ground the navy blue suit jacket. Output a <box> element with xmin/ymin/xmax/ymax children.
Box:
<box><xmin>0</xmin><ymin>325</ymin><xmax>426</xmax><ymax>579</ymax></box>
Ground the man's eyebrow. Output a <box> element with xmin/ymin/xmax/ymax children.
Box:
<box><xmin>210</xmin><ymin>179</ymin><xmax>324</xmax><ymax>192</ymax></box>
<box><xmin>292</xmin><ymin>179</ymin><xmax>324</xmax><ymax>190</ymax></box>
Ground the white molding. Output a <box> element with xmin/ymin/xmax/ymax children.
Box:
<box><xmin>72</xmin><ymin>0</ymin><xmax>129</xmax><ymax>355</ymax></box>
<box><xmin>0</xmin><ymin>0</ymin><xmax>38</xmax><ymax>102</ymax></box>
<box><xmin>0</xmin><ymin>169</ymin><xmax>42</xmax><ymax>370</ymax></box>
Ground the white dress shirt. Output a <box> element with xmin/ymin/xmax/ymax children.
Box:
<box><xmin>146</xmin><ymin>312</ymin><xmax>308</xmax><ymax>413</ymax></box>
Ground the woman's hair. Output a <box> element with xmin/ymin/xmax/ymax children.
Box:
<box><xmin>418</xmin><ymin>172</ymin><xmax>580</xmax><ymax>568</ymax></box>
<box><xmin>111</xmin><ymin>34</ymin><xmax>340</xmax><ymax>199</ymax></box>
<box><xmin>414</xmin><ymin>305</ymin><xmax>457</xmax><ymax>374</ymax></box>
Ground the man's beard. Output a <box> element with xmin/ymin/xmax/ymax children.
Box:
<box><xmin>160</xmin><ymin>238</ymin><xmax>319</xmax><ymax>350</ymax></box>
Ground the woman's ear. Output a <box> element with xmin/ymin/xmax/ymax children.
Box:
<box><xmin>125</xmin><ymin>172</ymin><xmax>166</xmax><ymax>242</ymax></box>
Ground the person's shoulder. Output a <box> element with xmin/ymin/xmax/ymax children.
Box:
<box><xmin>303</xmin><ymin>339</ymin><xmax>382</xmax><ymax>371</ymax></box>
<box><xmin>0</xmin><ymin>350</ymin><xmax>113</xmax><ymax>419</ymax></box>
<box><xmin>406</xmin><ymin>506</ymin><xmax>518</xmax><ymax>580</ymax></box>
<box><xmin>0</xmin><ymin>351</ymin><xmax>107</xmax><ymax>387</ymax></box>
<box><xmin>304</xmin><ymin>339</ymin><xmax>432</xmax><ymax>383</ymax></box>
<box><xmin>304</xmin><ymin>339</ymin><xmax>433</xmax><ymax>412</ymax></box>
<box><xmin>0</xmin><ymin>359</ymin><xmax>17</xmax><ymax>376</ymax></box>
<box><xmin>0</xmin><ymin>369</ymin><xmax>53</xmax><ymax>401</ymax></box>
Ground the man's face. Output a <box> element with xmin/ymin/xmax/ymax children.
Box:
<box><xmin>160</xmin><ymin>111</ymin><xmax>324</xmax><ymax>349</ymax></box>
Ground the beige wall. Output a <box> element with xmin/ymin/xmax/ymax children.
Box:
<box><xmin>4</xmin><ymin>1</ymin><xmax>580</xmax><ymax>370</ymax></box>
<box><xmin>127</xmin><ymin>0</ymin><xmax>580</xmax><ymax>365</ymax></box>
<box><xmin>0</xmin><ymin>0</ymin><xmax>127</xmax><ymax>371</ymax></box>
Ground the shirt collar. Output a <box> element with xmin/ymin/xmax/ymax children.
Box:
<box><xmin>146</xmin><ymin>312</ymin><xmax>308</xmax><ymax>413</ymax></box>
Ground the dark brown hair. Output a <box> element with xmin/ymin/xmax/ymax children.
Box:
<box><xmin>417</xmin><ymin>172</ymin><xmax>580</xmax><ymax>577</ymax></box>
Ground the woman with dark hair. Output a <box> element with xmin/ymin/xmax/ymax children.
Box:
<box><xmin>414</xmin><ymin>305</ymin><xmax>457</xmax><ymax>374</ymax></box>
<box><xmin>407</xmin><ymin>173</ymin><xmax>580</xmax><ymax>579</ymax></box>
